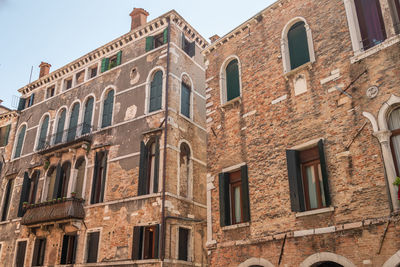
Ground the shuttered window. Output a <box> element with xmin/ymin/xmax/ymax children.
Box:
<box><xmin>0</xmin><ymin>124</ymin><xmax>11</xmax><ymax>147</ymax></box>
<box><xmin>32</xmin><ymin>238</ymin><xmax>46</xmax><ymax>266</ymax></box>
<box><xmin>1</xmin><ymin>178</ymin><xmax>13</xmax><ymax>221</ymax></box>
<box><xmin>61</xmin><ymin>234</ymin><xmax>77</xmax><ymax>264</ymax></box>
<box><xmin>28</xmin><ymin>171</ymin><xmax>40</xmax><ymax>204</ymax></box>
<box><xmin>37</xmin><ymin>116</ymin><xmax>49</xmax><ymax>150</ymax></box>
<box><xmin>67</xmin><ymin>103</ymin><xmax>80</xmax><ymax>141</ymax></box>
<box><xmin>18</xmin><ymin>97</ymin><xmax>26</xmax><ymax>111</ymax></box>
<box><xmin>82</xmin><ymin>97</ymin><xmax>94</xmax><ymax>135</ymax></box>
<box><xmin>14</xmin><ymin>125</ymin><xmax>26</xmax><ymax>159</ymax></box>
<box><xmin>86</xmin><ymin>232</ymin><xmax>100</xmax><ymax>263</ymax></box>
<box><xmin>226</xmin><ymin>59</ymin><xmax>240</xmax><ymax>101</ymax></box>
<box><xmin>55</xmin><ymin>109</ymin><xmax>66</xmax><ymax>144</ymax></box>
<box><xmin>288</xmin><ymin>21</ymin><xmax>310</xmax><ymax>70</ymax></box>
<box><xmin>178</xmin><ymin>228</ymin><xmax>190</xmax><ymax>261</ymax></box>
<box><xmin>91</xmin><ymin>151</ymin><xmax>108</xmax><ymax>204</ymax></box>
<box><xmin>28</xmin><ymin>93</ymin><xmax>35</xmax><ymax>107</ymax></box>
<box><xmin>138</xmin><ymin>139</ymin><xmax>160</xmax><ymax>196</ymax></box>
<box><xmin>18</xmin><ymin>172</ymin><xmax>31</xmax><ymax>217</ymax></box>
<box><xmin>52</xmin><ymin>162</ymin><xmax>70</xmax><ymax>200</ymax></box>
<box><xmin>101</xmin><ymin>51</ymin><xmax>122</xmax><ymax>73</ymax></box>
<box><xmin>181</xmin><ymin>82</ymin><xmax>191</xmax><ymax>118</ymax></box>
<box><xmin>145</xmin><ymin>28</ymin><xmax>168</xmax><ymax>52</ymax></box>
<box><xmin>101</xmin><ymin>90</ymin><xmax>114</xmax><ymax>128</ymax></box>
<box><xmin>182</xmin><ymin>33</ymin><xmax>196</xmax><ymax>57</ymax></box>
<box><xmin>149</xmin><ymin>71</ymin><xmax>163</xmax><ymax>112</ymax></box>
<box><xmin>15</xmin><ymin>241</ymin><xmax>27</xmax><ymax>267</ymax></box>
<box><xmin>219</xmin><ymin>165</ymin><xmax>250</xmax><ymax>227</ymax></box>
<box><xmin>132</xmin><ymin>225</ymin><xmax>159</xmax><ymax>260</ymax></box>
<box><xmin>75</xmin><ymin>158</ymin><xmax>86</xmax><ymax>199</ymax></box>
<box><xmin>286</xmin><ymin>140</ymin><xmax>331</xmax><ymax>212</ymax></box>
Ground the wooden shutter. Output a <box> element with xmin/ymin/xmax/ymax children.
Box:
<box><xmin>67</xmin><ymin>103</ymin><xmax>80</xmax><ymax>141</ymax></box>
<box><xmin>241</xmin><ymin>165</ymin><xmax>251</xmax><ymax>222</ymax></box>
<box><xmin>18</xmin><ymin>172</ymin><xmax>31</xmax><ymax>217</ymax></box>
<box><xmin>163</xmin><ymin>28</ymin><xmax>168</xmax><ymax>44</ymax></box>
<box><xmin>138</xmin><ymin>141</ymin><xmax>148</xmax><ymax>195</ymax></box>
<box><xmin>153</xmin><ymin>138</ymin><xmax>160</xmax><ymax>193</ymax></box>
<box><xmin>101</xmin><ymin>58</ymin><xmax>109</xmax><ymax>73</ymax></box>
<box><xmin>226</xmin><ymin>60</ymin><xmax>240</xmax><ymax>101</ymax></box>
<box><xmin>187</xmin><ymin>41</ymin><xmax>195</xmax><ymax>57</ymax></box>
<box><xmin>181</xmin><ymin>33</ymin><xmax>186</xmax><ymax>49</ymax></box>
<box><xmin>72</xmin><ymin>235</ymin><xmax>78</xmax><ymax>264</ymax></box>
<box><xmin>288</xmin><ymin>21</ymin><xmax>310</xmax><ymax>70</ymax></box>
<box><xmin>146</xmin><ymin>36</ymin><xmax>154</xmax><ymax>51</ymax></box>
<box><xmin>15</xmin><ymin>241</ymin><xmax>27</xmax><ymax>267</ymax></box>
<box><xmin>29</xmin><ymin>93</ymin><xmax>35</xmax><ymax>107</ymax></box>
<box><xmin>102</xmin><ymin>90</ymin><xmax>114</xmax><ymax>128</ymax></box>
<box><xmin>14</xmin><ymin>125</ymin><xmax>26</xmax><ymax>158</ymax></box>
<box><xmin>86</xmin><ymin>232</ymin><xmax>99</xmax><ymax>263</ymax></box>
<box><xmin>286</xmin><ymin>150</ymin><xmax>305</xmax><ymax>212</ymax></box>
<box><xmin>181</xmin><ymin>83</ymin><xmax>191</xmax><ymax>118</ymax></box>
<box><xmin>99</xmin><ymin>150</ymin><xmax>108</xmax><ymax>203</ymax></box>
<box><xmin>38</xmin><ymin>116</ymin><xmax>49</xmax><ymax>150</ymax></box>
<box><xmin>55</xmin><ymin>110</ymin><xmax>66</xmax><ymax>144</ymax></box>
<box><xmin>149</xmin><ymin>71</ymin><xmax>163</xmax><ymax>112</ymax></box>
<box><xmin>91</xmin><ymin>152</ymin><xmax>99</xmax><ymax>204</ymax></box>
<box><xmin>53</xmin><ymin>164</ymin><xmax>63</xmax><ymax>199</ymax></box>
<box><xmin>318</xmin><ymin>140</ymin><xmax>331</xmax><ymax>206</ymax></box>
<box><xmin>3</xmin><ymin>124</ymin><xmax>11</xmax><ymax>146</ymax></box>
<box><xmin>60</xmin><ymin>235</ymin><xmax>69</xmax><ymax>264</ymax></box>
<box><xmin>132</xmin><ymin>226</ymin><xmax>143</xmax><ymax>260</ymax></box>
<box><xmin>154</xmin><ymin>224</ymin><xmax>160</xmax><ymax>259</ymax></box>
<box><xmin>82</xmin><ymin>97</ymin><xmax>94</xmax><ymax>135</ymax></box>
<box><xmin>219</xmin><ymin>173</ymin><xmax>231</xmax><ymax>227</ymax></box>
<box><xmin>33</xmin><ymin>238</ymin><xmax>46</xmax><ymax>266</ymax></box>
<box><xmin>1</xmin><ymin>179</ymin><xmax>13</xmax><ymax>221</ymax></box>
<box><xmin>116</xmin><ymin>51</ymin><xmax>122</xmax><ymax>66</ymax></box>
<box><xmin>17</xmin><ymin>97</ymin><xmax>26</xmax><ymax>111</ymax></box>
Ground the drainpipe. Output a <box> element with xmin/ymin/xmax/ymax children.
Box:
<box><xmin>160</xmin><ymin>17</ymin><xmax>171</xmax><ymax>261</ymax></box>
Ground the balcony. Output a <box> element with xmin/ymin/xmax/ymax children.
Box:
<box><xmin>21</xmin><ymin>198</ymin><xmax>85</xmax><ymax>226</ymax></box>
<box><xmin>37</xmin><ymin>123</ymin><xmax>93</xmax><ymax>155</ymax></box>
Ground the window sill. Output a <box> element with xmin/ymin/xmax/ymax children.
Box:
<box><xmin>351</xmin><ymin>35</ymin><xmax>400</xmax><ymax>63</ymax></box>
<box><xmin>221</xmin><ymin>221</ymin><xmax>250</xmax><ymax>231</ymax></box>
<box><xmin>221</xmin><ymin>96</ymin><xmax>241</xmax><ymax>110</ymax></box>
<box><xmin>283</xmin><ymin>61</ymin><xmax>313</xmax><ymax>80</ymax></box>
<box><xmin>295</xmin><ymin>206</ymin><xmax>334</xmax><ymax>218</ymax></box>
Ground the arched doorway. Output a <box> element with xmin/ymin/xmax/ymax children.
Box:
<box><xmin>312</xmin><ymin>262</ymin><xmax>343</xmax><ymax>267</ymax></box>
<box><xmin>300</xmin><ymin>252</ymin><xmax>356</xmax><ymax>267</ymax></box>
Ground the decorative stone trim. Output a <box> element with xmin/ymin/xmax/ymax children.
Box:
<box><xmin>238</xmin><ymin>257</ymin><xmax>275</xmax><ymax>267</ymax></box>
<box><xmin>295</xmin><ymin>206</ymin><xmax>334</xmax><ymax>217</ymax></box>
<box><xmin>300</xmin><ymin>252</ymin><xmax>356</xmax><ymax>267</ymax></box>
<box><xmin>350</xmin><ymin>35</ymin><xmax>400</xmax><ymax>63</ymax></box>
<box><xmin>221</xmin><ymin>222</ymin><xmax>250</xmax><ymax>231</ymax></box>
<box><xmin>383</xmin><ymin>250</ymin><xmax>400</xmax><ymax>267</ymax></box>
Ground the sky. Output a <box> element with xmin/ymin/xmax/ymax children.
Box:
<box><xmin>0</xmin><ymin>0</ymin><xmax>275</xmax><ymax>109</ymax></box>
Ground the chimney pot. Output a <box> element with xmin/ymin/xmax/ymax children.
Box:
<box><xmin>130</xmin><ymin>8</ymin><xmax>149</xmax><ymax>31</ymax></box>
<box><xmin>210</xmin><ymin>34</ymin><xmax>220</xmax><ymax>43</ymax></box>
<box><xmin>39</xmin><ymin>62</ymin><xmax>51</xmax><ymax>78</ymax></box>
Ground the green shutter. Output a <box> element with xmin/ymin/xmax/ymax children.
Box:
<box><xmin>226</xmin><ymin>59</ymin><xmax>240</xmax><ymax>101</ymax></box>
<box><xmin>241</xmin><ymin>165</ymin><xmax>251</xmax><ymax>222</ymax></box>
<box><xmin>181</xmin><ymin>83</ymin><xmax>190</xmax><ymax>118</ymax></box>
<box><xmin>318</xmin><ymin>140</ymin><xmax>331</xmax><ymax>206</ymax></box>
<box><xmin>149</xmin><ymin>71</ymin><xmax>163</xmax><ymax>112</ymax></box>
<box><xmin>101</xmin><ymin>90</ymin><xmax>114</xmax><ymax>128</ymax></box>
<box><xmin>101</xmin><ymin>58</ymin><xmax>109</xmax><ymax>73</ymax></box>
<box><xmin>146</xmin><ymin>36</ymin><xmax>154</xmax><ymax>52</ymax></box>
<box><xmin>163</xmin><ymin>28</ymin><xmax>168</xmax><ymax>44</ymax></box>
<box><xmin>219</xmin><ymin>173</ymin><xmax>231</xmax><ymax>227</ymax></box>
<box><xmin>82</xmin><ymin>97</ymin><xmax>94</xmax><ymax>135</ymax></box>
<box><xmin>17</xmin><ymin>97</ymin><xmax>26</xmax><ymax>111</ymax></box>
<box><xmin>153</xmin><ymin>138</ymin><xmax>160</xmax><ymax>193</ymax></box>
<box><xmin>3</xmin><ymin>124</ymin><xmax>11</xmax><ymax>146</ymax></box>
<box><xmin>55</xmin><ymin>110</ymin><xmax>66</xmax><ymax>144</ymax></box>
<box><xmin>67</xmin><ymin>103</ymin><xmax>80</xmax><ymax>141</ymax></box>
<box><xmin>18</xmin><ymin>172</ymin><xmax>31</xmax><ymax>217</ymax></box>
<box><xmin>138</xmin><ymin>141</ymin><xmax>149</xmax><ymax>196</ymax></box>
<box><xmin>288</xmin><ymin>21</ymin><xmax>310</xmax><ymax>70</ymax></box>
<box><xmin>116</xmin><ymin>51</ymin><xmax>122</xmax><ymax>66</ymax></box>
<box><xmin>286</xmin><ymin>150</ymin><xmax>305</xmax><ymax>212</ymax></box>
<box><xmin>14</xmin><ymin>125</ymin><xmax>26</xmax><ymax>158</ymax></box>
<box><xmin>37</xmin><ymin>116</ymin><xmax>49</xmax><ymax>150</ymax></box>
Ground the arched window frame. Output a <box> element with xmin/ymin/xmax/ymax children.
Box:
<box><xmin>12</xmin><ymin>123</ymin><xmax>27</xmax><ymax>159</ymax></box>
<box><xmin>82</xmin><ymin>94</ymin><xmax>96</xmax><ymax>135</ymax></box>
<box><xmin>35</xmin><ymin>113</ymin><xmax>51</xmax><ymax>151</ymax></box>
<box><xmin>42</xmin><ymin>165</ymin><xmax>57</xmax><ymax>202</ymax></box>
<box><xmin>180</xmin><ymin>73</ymin><xmax>194</xmax><ymax>120</ymax></box>
<box><xmin>219</xmin><ymin>56</ymin><xmax>242</xmax><ymax>105</ymax></box>
<box><xmin>177</xmin><ymin>140</ymin><xmax>193</xmax><ymax>199</ymax></box>
<box><xmin>98</xmin><ymin>87</ymin><xmax>116</xmax><ymax>129</ymax></box>
<box><xmin>52</xmin><ymin>107</ymin><xmax>68</xmax><ymax>145</ymax></box>
<box><xmin>67</xmin><ymin>100</ymin><xmax>82</xmax><ymax>141</ymax></box>
<box><xmin>145</xmin><ymin>67</ymin><xmax>166</xmax><ymax>114</ymax></box>
<box><xmin>281</xmin><ymin>17</ymin><xmax>315</xmax><ymax>73</ymax></box>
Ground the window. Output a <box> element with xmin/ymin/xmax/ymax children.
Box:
<box><xmin>27</xmin><ymin>171</ymin><xmax>40</xmax><ymax>204</ymax></box>
<box><xmin>89</xmin><ymin>65</ymin><xmax>98</xmax><ymax>79</ymax></box>
<box><xmin>45</xmin><ymin>166</ymin><xmax>57</xmax><ymax>201</ymax></box>
<box><xmin>75</xmin><ymin>70</ymin><xmax>85</xmax><ymax>85</ymax></box>
<box><xmin>219</xmin><ymin>165</ymin><xmax>250</xmax><ymax>226</ymax></box>
<box><xmin>91</xmin><ymin>151</ymin><xmax>107</xmax><ymax>204</ymax></box>
<box><xmin>17</xmin><ymin>97</ymin><xmax>26</xmax><ymax>111</ymax></box>
<box><xmin>55</xmin><ymin>109</ymin><xmax>67</xmax><ymax>144</ymax></box>
<box><xmin>13</xmin><ymin>125</ymin><xmax>26</xmax><ymax>159</ymax></box>
<box><xmin>86</xmin><ymin>232</ymin><xmax>100</xmax><ymax>263</ymax></box>
<box><xmin>179</xmin><ymin>143</ymin><xmax>191</xmax><ymax>198</ymax></box>
<box><xmin>67</xmin><ymin>102</ymin><xmax>80</xmax><ymax>142</ymax></box>
<box><xmin>223</xmin><ymin>59</ymin><xmax>241</xmax><ymax>103</ymax></box>
<box><xmin>181</xmin><ymin>33</ymin><xmax>195</xmax><ymax>57</ymax></box>
<box><xmin>61</xmin><ymin>234</ymin><xmax>77</xmax><ymax>264</ymax></box>
<box><xmin>82</xmin><ymin>97</ymin><xmax>94</xmax><ymax>135</ymax></box>
<box><xmin>286</xmin><ymin>140</ymin><xmax>331</xmax><ymax>212</ymax></box>
<box><xmin>74</xmin><ymin>157</ymin><xmax>86</xmax><ymax>199</ymax></box>
<box><xmin>15</xmin><ymin>240</ymin><xmax>27</xmax><ymax>267</ymax></box>
<box><xmin>101</xmin><ymin>90</ymin><xmax>114</xmax><ymax>128</ymax></box>
<box><xmin>46</xmin><ymin>163</ymin><xmax>70</xmax><ymax>201</ymax></box>
<box><xmin>46</xmin><ymin>86</ymin><xmax>55</xmax><ymax>99</ymax></box>
<box><xmin>138</xmin><ymin>139</ymin><xmax>160</xmax><ymax>196</ymax></box>
<box><xmin>178</xmin><ymin>227</ymin><xmax>190</xmax><ymax>261</ymax></box>
<box><xmin>0</xmin><ymin>124</ymin><xmax>11</xmax><ymax>147</ymax></box>
<box><xmin>181</xmin><ymin>81</ymin><xmax>191</xmax><ymax>118</ymax></box>
<box><xmin>394</xmin><ymin>0</ymin><xmax>400</xmax><ymax>32</ymax></box>
<box><xmin>149</xmin><ymin>71</ymin><xmax>163</xmax><ymax>112</ymax></box>
<box><xmin>132</xmin><ymin>225</ymin><xmax>160</xmax><ymax>260</ymax></box>
<box><xmin>32</xmin><ymin>238</ymin><xmax>46</xmax><ymax>266</ymax></box>
<box><xmin>145</xmin><ymin>28</ymin><xmax>168</xmax><ymax>52</ymax></box>
<box><xmin>37</xmin><ymin>115</ymin><xmax>49</xmax><ymax>150</ymax></box>
<box><xmin>389</xmin><ymin>108</ymin><xmax>400</xmax><ymax>176</ymax></box>
<box><xmin>27</xmin><ymin>93</ymin><xmax>35</xmax><ymax>107</ymax></box>
<box><xmin>64</xmin><ymin>78</ymin><xmax>73</xmax><ymax>91</ymax></box>
<box><xmin>288</xmin><ymin>21</ymin><xmax>310</xmax><ymax>70</ymax></box>
<box><xmin>100</xmin><ymin>51</ymin><xmax>122</xmax><ymax>73</ymax></box>
<box><xmin>1</xmin><ymin>178</ymin><xmax>14</xmax><ymax>221</ymax></box>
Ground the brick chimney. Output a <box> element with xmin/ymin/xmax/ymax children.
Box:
<box><xmin>130</xmin><ymin>8</ymin><xmax>149</xmax><ymax>30</ymax></box>
<box><xmin>39</xmin><ymin>62</ymin><xmax>51</xmax><ymax>78</ymax></box>
<box><xmin>210</xmin><ymin>34</ymin><xmax>220</xmax><ymax>43</ymax></box>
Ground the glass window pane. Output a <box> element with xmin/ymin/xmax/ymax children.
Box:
<box><xmin>234</xmin><ymin>185</ymin><xmax>242</xmax><ymax>223</ymax></box>
<box><xmin>306</xmin><ymin>165</ymin><xmax>318</xmax><ymax>209</ymax></box>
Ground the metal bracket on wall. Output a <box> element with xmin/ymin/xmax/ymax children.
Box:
<box><xmin>337</xmin><ymin>69</ymin><xmax>368</xmax><ymax>99</ymax></box>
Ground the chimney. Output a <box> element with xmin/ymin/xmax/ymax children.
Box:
<box><xmin>39</xmin><ymin>62</ymin><xmax>51</xmax><ymax>78</ymax></box>
<box><xmin>209</xmin><ymin>34</ymin><xmax>220</xmax><ymax>43</ymax></box>
<box><xmin>130</xmin><ymin>8</ymin><xmax>149</xmax><ymax>30</ymax></box>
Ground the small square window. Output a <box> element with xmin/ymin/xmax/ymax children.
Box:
<box><xmin>75</xmin><ymin>70</ymin><xmax>85</xmax><ymax>85</ymax></box>
<box><xmin>108</xmin><ymin>55</ymin><xmax>118</xmax><ymax>70</ymax></box>
<box><xmin>46</xmin><ymin>86</ymin><xmax>55</xmax><ymax>99</ymax></box>
<box><xmin>64</xmin><ymin>78</ymin><xmax>73</xmax><ymax>90</ymax></box>
<box><xmin>90</xmin><ymin>66</ymin><xmax>98</xmax><ymax>78</ymax></box>
<box><xmin>154</xmin><ymin>33</ymin><xmax>164</xmax><ymax>49</ymax></box>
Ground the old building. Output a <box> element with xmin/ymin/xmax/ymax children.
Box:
<box><xmin>203</xmin><ymin>0</ymin><xmax>400</xmax><ymax>266</ymax></box>
<box><xmin>0</xmin><ymin>8</ymin><xmax>208</xmax><ymax>267</ymax></box>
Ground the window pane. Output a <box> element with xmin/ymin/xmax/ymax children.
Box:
<box><xmin>234</xmin><ymin>185</ymin><xmax>242</xmax><ymax>223</ymax></box>
<box><xmin>55</xmin><ymin>110</ymin><xmax>66</xmax><ymax>144</ymax></box>
<box><xmin>38</xmin><ymin>116</ymin><xmax>49</xmax><ymax>150</ymax></box>
<box><xmin>181</xmin><ymin>83</ymin><xmax>191</xmax><ymax>118</ymax></box>
<box><xmin>67</xmin><ymin>103</ymin><xmax>80</xmax><ymax>141</ymax></box>
<box><xmin>288</xmin><ymin>21</ymin><xmax>310</xmax><ymax>70</ymax></box>
<box><xmin>149</xmin><ymin>71</ymin><xmax>163</xmax><ymax>112</ymax></box>
<box><xmin>82</xmin><ymin>97</ymin><xmax>94</xmax><ymax>135</ymax></box>
<box><xmin>226</xmin><ymin>60</ymin><xmax>240</xmax><ymax>101</ymax></box>
<box><xmin>102</xmin><ymin>90</ymin><xmax>114</xmax><ymax>128</ymax></box>
<box><xmin>306</xmin><ymin>165</ymin><xmax>318</xmax><ymax>209</ymax></box>
<box><xmin>14</xmin><ymin>125</ymin><xmax>26</xmax><ymax>158</ymax></box>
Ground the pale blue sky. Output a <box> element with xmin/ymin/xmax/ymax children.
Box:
<box><xmin>0</xmin><ymin>0</ymin><xmax>275</xmax><ymax>109</ymax></box>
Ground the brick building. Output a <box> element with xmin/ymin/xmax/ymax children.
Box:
<box><xmin>0</xmin><ymin>8</ymin><xmax>208</xmax><ymax>267</ymax></box>
<box><xmin>203</xmin><ymin>0</ymin><xmax>400</xmax><ymax>266</ymax></box>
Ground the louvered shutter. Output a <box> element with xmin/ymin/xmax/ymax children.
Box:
<box><xmin>138</xmin><ymin>141</ymin><xmax>148</xmax><ymax>195</ymax></box>
<box><xmin>163</xmin><ymin>28</ymin><xmax>168</xmax><ymax>44</ymax></box>
<box><xmin>55</xmin><ymin>110</ymin><xmax>66</xmax><ymax>144</ymax></box>
<box><xmin>17</xmin><ymin>97</ymin><xmax>26</xmax><ymax>111</ymax></box>
<box><xmin>318</xmin><ymin>140</ymin><xmax>331</xmax><ymax>206</ymax></box>
<box><xmin>67</xmin><ymin>104</ymin><xmax>80</xmax><ymax>141</ymax></box>
<box><xmin>149</xmin><ymin>71</ymin><xmax>163</xmax><ymax>112</ymax></box>
<box><xmin>37</xmin><ymin>116</ymin><xmax>49</xmax><ymax>150</ymax></box>
<box><xmin>18</xmin><ymin>172</ymin><xmax>31</xmax><ymax>217</ymax></box>
<box><xmin>181</xmin><ymin>83</ymin><xmax>190</xmax><ymax>118</ymax></box>
<box><xmin>241</xmin><ymin>165</ymin><xmax>251</xmax><ymax>222</ymax></box>
<box><xmin>286</xmin><ymin>150</ymin><xmax>305</xmax><ymax>212</ymax></box>
<box><xmin>132</xmin><ymin>226</ymin><xmax>143</xmax><ymax>260</ymax></box>
<box><xmin>154</xmin><ymin>224</ymin><xmax>160</xmax><ymax>258</ymax></box>
<box><xmin>146</xmin><ymin>36</ymin><xmax>154</xmax><ymax>51</ymax></box>
<box><xmin>116</xmin><ymin>51</ymin><xmax>122</xmax><ymax>66</ymax></box>
<box><xmin>3</xmin><ymin>124</ymin><xmax>11</xmax><ymax>146</ymax></box>
<box><xmin>102</xmin><ymin>90</ymin><xmax>114</xmax><ymax>128</ymax></box>
<box><xmin>82</xmin><ymin>98</ymin><xmax>94</xmax><ymax>135</ymax></box>
<box><xmin>219</xmin><ymin>173</ymin><xmax>231</xmax><ymax>227</ymax></box>
<box><xmin>187</xmin><ymin>41</ymin><xmax>195</xmax><ymax>57</ymax></box>
<box><xmin>53</xmin><ymin>164</ymin><xmax>63</xmax><ymax>199</ymax></box>
<box><xmin>91</xmin><ymin>152</ymin><xmax>99</xmax><ymax>204</ymax></box>
<box><xmin>101</xmin><ymin>58</ymin><xmax>109</xmax><ymax>73</ymax></box>
<box><xmin>14</xmin><ymin>125</ymin><xmax>26</xmax><ymax>158</ymax></box>
<box><xmin>226</xmin><ymin>60</ymin><xmax>240</xmax><ymax>101</ymax></box>
<box><xmin>99</xmin><ymin>150</ymin><xmax>108</xmax><ymax>203</ymax></box>
<box><xmin>153</xmin><ymin>138</ymin><xmax>160</xmax><ymax>193</ymax></box>
<box><xmin>288</xmin><ymin>21</ymin><xmax>310</xmax><ymax>70</ymax></box>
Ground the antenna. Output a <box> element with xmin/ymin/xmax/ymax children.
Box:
<box><xmin>28</xmin><ymin>66</ymin><xmax>33</xmax><ymax>84</ymax></box>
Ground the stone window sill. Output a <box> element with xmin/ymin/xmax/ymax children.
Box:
<box><xmin>221</xmin><ymin>96</ymin><xmax>241</xmax><ymax>110</ymax></box>
<box><xmin>283</xmin><ymin>61</ymin><xmax>313</xmax><ymax>80</ymax></box>
<box><xmin>295</xmin><ymin>206</ymin><xmax>334</xmax><ymax>218</ymax></box>
<box><xmin>221</xmin><ymin>221</ymin><xmax>250</xmax><ymax>231</ymax></box>
<box><xmin>351</xmin><ymin>35</ymin><xmax>400</xmax><ymax>63</ymax></box>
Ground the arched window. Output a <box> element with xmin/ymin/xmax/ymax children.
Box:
<box><xmin>311</xmin><ymin>262</ymin><xmax>343</xmax><ymax>267</ymax></box>
<box><xmin>46</xmin><ymin>166</ymin><xmax>57</xmax><ymax>201</ymax></box>
<box><xmin>37</xmin><ymin>115</ymin><xmax>49</xmax><ymax>150</ymax></box>
<box><xmin>179</xmin><ymin>143</ymin><xmax>191</xmax><ymax>198</ymax></box>
<box><xmin>59</xmin><ymin>162</ymin><xmax>71</xmax><ymax>198</ymax></box>
<box><xmin>138</xmin><ymin>138</ymin><xmax>160</xmax><ymax>195</ymax></box>
<box><xmin>67</xmin><ymin>103</ymin><xmax>80</xmax><ymax>142</ymax></box>
<box><xmin>74</xmin><ymin>157</ymin><xmax>86</xmax><ymax>199</ymax></box>
<box><xmin>82</xmin><ymin>97</ymin><xmax>94</xmax><ymax>135</ymax></box>
<box><xmin>389</xmin><ymin>107</ymin><xmax>400</xmax><ymax>176</ymax></box>
<box><xmin>181</xmin><ymin>78</ymin><xmax>191</xmax><ymax>118</ymax></box>
<box><xmin>288</xmin><ymin>21</ymin><xmax>310</xmax><ymax>70</ymax></box>
<box><xmin>225</xmin><ymin>59</ymin><xmax>240</xmax><ymax>102</ymax></box>
<box><xmin>28</xmin><ymin>170</ymin><xmax>40</xmax><ymax>204</ymax></box>
<box><xmin>149</xmin><ymin>71</ymin><xmax>163</xmax><ymax>112</ymax></box>
<box><xmin>55</xmin><ymin>109</ymin><xmax>67</xmax><ymax>144</ymax></box>
<box><xmin>14</xmin><ymin>125</ymin><xmax>26</xmax><ymax>159</ymax></box>
<box><xmin>101</xmin><ymin>90</ymin><xmax>114</xmax><ymax>128</ymax></box>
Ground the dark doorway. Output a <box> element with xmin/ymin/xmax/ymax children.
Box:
<box><xmin>312</xmin><ymin>262</ymin><xmax>343</xmax><ymax>267</ymax></box>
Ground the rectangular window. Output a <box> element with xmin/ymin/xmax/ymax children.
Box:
<box><xmin>32</xmin><ymin>238</ymin><xmax>46</xmax><ymax>266</ymax></box>
<box><xmin>46</xmin><ymin>86</ymin><xmax>55</xmax><ymax>99</ymax></box>
<box><xmin>1</xmin><ymin>179</ymin><xmax>14</xmax><ymax>221</ymax></box>
<box><xmin>178</xmin><ymin>228</ymin><xmax>190</xmax><ymax>261</ymax></box>
<box><xmin>100</xmin><ymin>51</ymin><xmax>122</xmax><ymax>73</ymax></box>
<box><xmin>90</xmin><ymin>151</ymin><xmax>108</xmax><ymax>204</ymax></box>
<box><xmin>0</xmin><ymin>124</ymin><xmax>11</xmax><ymax>147</ymax></box>
<box><xmin>64</xmin><ymin>78</ymin><xmax>73</xmax><ymax>90</ymax></box>
<box><xmin>145</xmin><ymin>28</ymin><xmax>168</xmax><ymax>52</ymax></box>
<box><xmin>181</xmin><ymin>33</ymin><xmax>196</xmax><ymax>57</ymax></box>
<box><xmin>75</xmin><ymin>70</ymin><xmax>85</xmax><ymax>85</ymax></box>
<box><xmin>218</xmin><ymin>165</ymin><xmax>250</xmax><ymax>227</ymax></box>
<box><xmin>27</xmin><ymin>93</ymin><xmax>35</xmax><ymax>107</ymax></box>
<box><xmin>15</xmin><ymin>240</ymin><xmax>27</xmax><ymax>267</ymax></box>
<box><xmin>86</xmin><ymin>232</ymin><xmax>99</xmax><ymax>263</ymax></box>
<box><xmin>17</xmin><ymin>97</ymin><xmax>26</xmax><ymax>111</ymax></box>
<box><xmin>286</xmin><ymin>140</ymin><xmax>331</xmax><ymax>212</ymax></box>
<box><xmin>89</xmin><ymin>65</ymin><xmax>98</xmax><ymax>78</ymax></box>
<box><xmin>138</xmin><ymin>139</ymin><xmax>160</xmax><ymax>196</ymax></box>
<box><xmin>132</xmin><ymin>225</ymin><xmax>159</xmax><ymax>260</ymax></box>
<box><xmin>61</xmin><ymin>234</ymin><xmax>77</xmax><ymax>264</ymax></box>
<box><xmin>181</xmin><ymin>82</ymin><xmax>191</xmax><ymax>118</ymax></box>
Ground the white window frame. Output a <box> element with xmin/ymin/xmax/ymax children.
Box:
<box><xmin>66</xmin><ymin>100</ymin><xmax>82</xmax><ymax>138</ymax></box>
<box><xmin>219</xmin><ymin>55</ymin><xmax>242</xmax><ymax>105</ymax></box>
<box><xmin>51</xmin><ymin>107</ymin><xmax>68</xmax><ymax>145</ymax></box>
<box><xmin>145</xmin><ymin>67</ymin><xmax>166</xmax><ymax>114</ymax></box>
<box><xmin>12</xmin><ymin>123</ymin><xmax>28</xmax><ymax>159</ymax></box>
<box><xmin>34</xmin><ymin>113</ymin><xmax>51</xmax><ymax>151</ymax></box>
